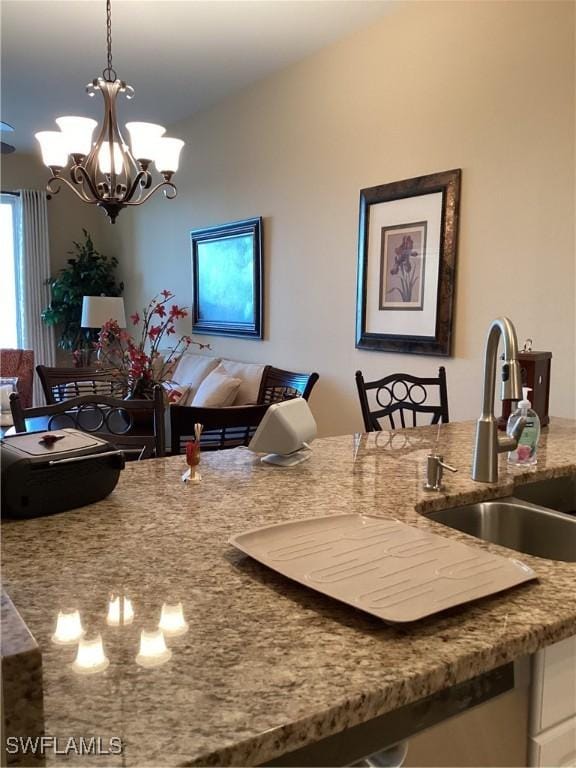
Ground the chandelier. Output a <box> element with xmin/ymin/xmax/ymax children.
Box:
<box><xmin>35</xmin><ymin>0</ymin><xmax>184</xmax><ymax>223</ymax></box>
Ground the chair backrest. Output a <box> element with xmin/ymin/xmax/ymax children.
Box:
<box><xmin>355</xmin><ymin>367</ymin><xmax>449</xmax><ymax>431</ymax></box>
<box><xmin>257</xmin><ymin>366</ymin><xmax>319</xmax><ymax>405</ymax></box>
<box><xmin>170</xmin><ymin>403</ymin><xmax>270</xmax><ymax>453</ymax></box>
<box><xmin>1</xmin><ymin>349</ymin><xmax>34</xmax><ymax>408</ymax></box>
<box><xmin>9</xmin><ymin>387</ymin><xmax>165</xmax><ymax>459</ymax></box>
<box><xmin>36</xmin><ymin>365</ymin><xmax>126</xmax><ymax>404</ymax></box>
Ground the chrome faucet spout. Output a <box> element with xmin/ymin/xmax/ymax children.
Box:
<box><xmin>472</xmin><ymin>316</ymin><xmax>525</xmax><ymax>483</ymax></box>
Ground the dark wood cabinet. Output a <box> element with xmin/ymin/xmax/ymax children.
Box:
<box><xmin>499</xmin><ymin>351</ymin><xmax>552</xmax><ymax>429</ymax></box>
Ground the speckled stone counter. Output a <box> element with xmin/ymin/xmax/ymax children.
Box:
<box><xmin>2</xmin><ymin>419</ymin><xmax>575</xmax><ymax>766</ymax></box>
<box><xmin>1</xmin><ymin>591</ymin><xmax>45</xmax><ymax>765</ymax></box>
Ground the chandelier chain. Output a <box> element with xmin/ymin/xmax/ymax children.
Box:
<box><xmin>106</xmin><ymin>0</ymin><xmax>112</xmax><ymax>71</ymax></box>
<box><xmin>103</xmin><ymin>0</ymin><xmax>116</xmax><ymax>82</ymax></box>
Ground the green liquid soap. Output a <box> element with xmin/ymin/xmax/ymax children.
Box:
<box><xmin>507</xmin><ymin>387</ymin><xmax>541</xmax><ymax>466</ymax></box>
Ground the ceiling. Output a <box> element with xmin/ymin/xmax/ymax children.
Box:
<box><xmin>1</xmin><ymin>0</ymin><xmax>392</xmax><ymax>152</ymax></box>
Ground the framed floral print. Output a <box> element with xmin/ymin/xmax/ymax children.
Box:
<box><xmin>356</xmin><ymin>169</ymin><xmax>461</xmax><ymax>356</ymax></box>
<box><xmin>191</xmin><ymin>217</ymin><xmax>263</xmax><ymax>339</ymax></box>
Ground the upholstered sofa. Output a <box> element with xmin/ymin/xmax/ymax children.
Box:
<box><xmin>166</xmin><ymin>354</ymin><xmax>267</xmax><ymax>407</ymax></box>
<box><xmin>167</xmin><ymin>353</ymin><xmax>319</xmax><ymax>452</ymax></box>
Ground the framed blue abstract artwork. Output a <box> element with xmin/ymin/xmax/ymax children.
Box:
<box><xmin>190</xmin><ymin>217</ymin><xmax>263</xmax><ymax>339</ymax></box>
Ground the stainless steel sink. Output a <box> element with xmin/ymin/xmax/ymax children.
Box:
<box><xmin>512</xmin><ymin>474</ymin><xmax>576</xmax><ymax>515</ymax></box>
<box><xmin>425</xmin><ymin>499</ymin><xmax>576</xmax><ymax>562</ymax></box>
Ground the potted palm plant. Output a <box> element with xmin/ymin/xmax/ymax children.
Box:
<box><xmin>42</xmin><ymin>230</ymin><xmax>123</xmax><ymax>364</ymax></box>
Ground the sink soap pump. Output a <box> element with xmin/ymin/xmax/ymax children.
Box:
<box><xmin>507</xmin><ymin>388</ymin><xmax>540</xmax><ymax>465</ymax></box>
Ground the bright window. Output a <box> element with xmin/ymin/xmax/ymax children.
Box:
<box><xmin>0</xmin><ymin>193</ymin><xmax>20</xmax><ymax>348</ymax></box>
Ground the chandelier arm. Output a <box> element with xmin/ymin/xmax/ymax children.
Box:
<box><xmin>124</xmin><ymin>170</ymin><xmax>152</xmax><ymax>203</ymax></box>
<box><xmin>124</xmin><ymin>181</ymin><xmax>178</xmax><ymax>206</ymax></box>
<box><xmin>71</xmin><ymin>164</ymin><xmax>104</xmax><ymax>202</ymax></box>
<box><xmin>45</xmin><ymin>176</ymin><xmax>63</xmax><ymax>196</ymax></box>
<box><xmin>83</xmin><ymin>79</ymin><xmax>139</xmax><ymax>201</ymax></box>
<box><xmin>46</xmin><ymin>174</ymin><xmax>96</xmax><ymax>203</ymax></box>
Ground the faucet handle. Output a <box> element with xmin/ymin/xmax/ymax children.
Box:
<box><xmin>437</xmin><ymin>457</ymin><xmax>458</xmax><ymax>473</ymax></box>
<box><xmin>424</xmin><ymin>454</ymin><xmax>458</xmax><ymax>492</ymax></box>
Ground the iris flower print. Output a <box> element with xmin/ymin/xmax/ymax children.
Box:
<box><xmin>387</xmin><ymin>235</ymin><xmax>419</xmax><ymax>302</ymax></box>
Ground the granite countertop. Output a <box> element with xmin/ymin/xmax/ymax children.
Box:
<box><xmin>2</xmin><ymin>419</ymin><xmax>576</xmax><ymax>766</ymax></box>
<box><xmin>1</xmin><ymin>592</ymin><xmax>45</xmax><ymax>765</ymax></box>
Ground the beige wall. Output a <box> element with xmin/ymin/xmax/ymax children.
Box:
<box><xmin>1</xmin><ymin>152</ymin><xmax>113</xmax><ymax>275</ymax></box>
<box><xmin>1</xmin><ymin>152</ymin><xmax>117</xmax><ymax>361</ymax></box>
<box><xmin>109</xmin><ymin>0</ymin><xmax>575</xmax><ymax>436</ymax></box>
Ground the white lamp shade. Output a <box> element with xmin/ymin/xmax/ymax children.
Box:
<box><xmin>56</xmin><ymin>116</ymin><xmax>97</xmax><ymax>156</ymax></box>
<box><xmin>98</xmin><ymin>141</ymin><xmax>123</xmax><ymax>174</ymax></box>
<box><xmin>72</xmin><ymin>634</ymin><xmax>109</xmax><ymax>675</ymax></box>
<box><xmin>126</xmin><ymin>122</ymin><xmax>166</xmax><ymax>161</ymax></box>
<box><xmin>81</xmin><ymin>296</ymin><xmax>126</xmax><ymax>329</ymax></box>
<box><xmin>35</xmin><ymin>131</ymin><xmax>69</xmax><ymax>168</ymax></box>
<box><xmin>154</xmin><ymin>137</ymin><xmax>184</xmax><ymax>173</ymax></box>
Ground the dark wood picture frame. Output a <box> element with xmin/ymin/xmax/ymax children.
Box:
<box><xmin>191</xmin><ymin>217</ymin><xmax>263</xmax><ymax>339</ymax></box>
<box><xmin>356</xmin><ymin>169</ymin><xmax>461</xmax><ymax>356</ymax></box>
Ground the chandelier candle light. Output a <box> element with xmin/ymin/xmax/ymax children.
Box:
<box><xmin>35</xmin><ymin>0</ymin><xmax>184</xmax><ymax>222</ymax></box>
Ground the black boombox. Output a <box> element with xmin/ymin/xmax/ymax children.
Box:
<box><xmin>1</xmin><ymin>429</ymin><xmax>125</xmax><ymax>518</ymax></box>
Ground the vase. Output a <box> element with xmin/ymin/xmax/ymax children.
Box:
<box><xmin>127</xmin><ymin>378</ymin><xmax>155</xmax><ymax>400</ymax></box>
<box><xmin>122</xmin><ymin>378</ymin><xmax>156</xmax><ymax>430</ymax></box>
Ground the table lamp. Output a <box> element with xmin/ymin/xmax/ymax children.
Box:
<box><xmin>80</xmin><ymin>296</ymin><xmax>126</xmax><ymax>365</ymax></box>
<box><xmin>81</xmin><ymin>296</ymin><xmax>126</xmax><ymax>330</ymax></box>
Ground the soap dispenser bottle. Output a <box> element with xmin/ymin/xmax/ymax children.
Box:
<box><xmin>507</xmin><ymin>387</ymin><xmax>541</xmax><ymax>465</ymax></box>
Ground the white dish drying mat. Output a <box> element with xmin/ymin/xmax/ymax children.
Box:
<box><xmin>230</xmin><ymin>514</ymin><xmax>537</xmax><ymax>623</ymax></box>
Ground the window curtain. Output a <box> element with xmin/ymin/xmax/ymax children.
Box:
<box><xmin>17</xmin><ymin>189</ymin><xmax>55</xmax><ymax>404</ymax></box>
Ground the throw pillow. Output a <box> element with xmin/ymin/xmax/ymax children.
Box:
<box><xmin>172</xmin><ymin>354</ymin><xmax>220</xmax><ymax>402</ymax></box>
<box><xmin>161</xmin><ymin>381</ymin><xmax>190</xmax><ymax>405</ymax></box>
<box><xmin>214</xmin><ymin>360</ymin><xmax>266</xmax><ymax>405</ymax></box>
<box><xmin>191</xmin><ymin>371</ymin><xmax>242</xmax><ymax>408</ymax></box>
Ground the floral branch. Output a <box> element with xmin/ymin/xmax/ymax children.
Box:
<box><xmin>97</xmin><ymin>290</ymin><xmax>210</xmax><ymax>397</ymax></box>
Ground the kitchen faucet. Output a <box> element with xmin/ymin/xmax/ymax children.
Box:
<box><xmin>472</xmin><ymin>317</ymin><xmax>526</xmax><ymax>483</ymax></box>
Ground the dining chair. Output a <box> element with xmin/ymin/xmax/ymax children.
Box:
<box><xmin>355</xmin><ymin>367</ymin><xmax>449</xmax><ymax>431</ymax></box>
<box><xmin>9</xmin><ymin>386</ymin><xmax>165</xmax><ymax>459</ymax></box>
<box><xmin>170</xmin><ymin>403</ymin><xmax>270</xmax><ymax>453</ymax></box>
<box><xmin>257</xmin><ymin>366</ymin><xmax>319</xmax><ymax>405</ymax></box>
<box><xmin>36</xmin><ymin>365</ymin><xmax>126</xmax><ymax>404</ymax></box>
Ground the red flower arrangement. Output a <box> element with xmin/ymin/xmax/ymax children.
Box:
<box><xmin>96</xmin><ymin>290</ymin><xmax>209</xmax><ymax>398</ymax></box>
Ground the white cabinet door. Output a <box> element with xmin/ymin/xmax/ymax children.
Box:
<box><xmin>532</xmin><ymin>636</ymin><xmax>576</xmax><ymax>734</ymax></box>
<box><xmin>530</xmin><ymin>716</ymin><xmax>576</xmax><ymax>767</ymax></box>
